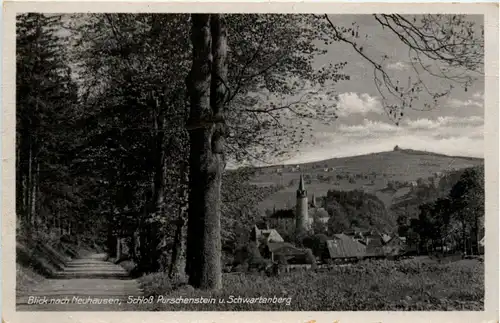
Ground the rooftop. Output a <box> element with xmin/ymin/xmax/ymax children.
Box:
<box><xmin>326</xmin><ymin>234</ymin><xmax>367</xmax><ymax>259</ymax></box>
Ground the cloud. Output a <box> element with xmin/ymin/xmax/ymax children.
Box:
<box><xmin>405</xmin><ymin>116</ymin><xmax>484</xmax><ymax>130</ymax></box>
<box><xmin>335</xmin><ymin>92</ymin><xmax>382</xmax><ymax>117</ymax></box>
<box><xmin>386</xmin><ymin>61</ymin><xmax>408</xmax><ymax>71</ymax></box>
<box><xmin>336</xmin><ymin>120</ymin><xmax>400</xmax><ymax>138</ymax></box>
<box><xmin>283</xmin><ymin>115</ymin><xmax>484</xmax><ymax>164</ymax></box>
<box><xmin>473</xmin><ymin>91</ymin><xmax>484</xmax><ymax>99</ymax></box>
<box><xmin>447</xmin><ymin>98</ymin><xmax>483</xmax><ymax>109</ymax></box>
<box><xmin>325</xmin><ymin>116</ymin><xmax>484</xmax><ymax>141</ymax></box>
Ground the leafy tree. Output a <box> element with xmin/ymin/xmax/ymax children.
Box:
<box><xmin>401</xmin><ymin>166</ymin><xmax>484</xmax><ymax>255</ymax></box>
<box><xmin>325</xmin><ymin>189</ymin><xmax>394</xmax><ymax>233</ymax></box>
<box><xmin>69</xmin><ymin>13</ymin><xmax>191</xmax><ymax>273</ymax></box>
<box><xmin>449</xmin><ymin>166</ymin><xmax>484</xmax><ymax>254</ymax></box>
<box><xmin>432</xmin><ymin>197</ymin><xmax>453</xmax><ymax>253</ymax></box>
<box><xmin>16</xmin><ymin>13</ymin><xmax>81</xmax><ymax>238</ymax></box>
<box><xmin>303</xmin><ymin>233</ymin><xmax>330</xmax><ymax>257</ymax></box>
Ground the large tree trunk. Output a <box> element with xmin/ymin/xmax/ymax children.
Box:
<box><xmin>169</xmin><ymin>215</ymin><xmax>187</xmax><ymax>279</ymax></box>
<box><xmin>186</xmin><ymin>13</ymin><xmax>213</xmax><ymax>288</ymax></box>
<box><xmin>170</xmin><ymin>162</ymin><xmax>189</xmax><ymax>279</ymax></box>
<box><xmin>138</xmin><ymin>190</ymin><xmax>158</xmax><ymax>273</ymax></box>
<box><xmin>186</xmin><ymin>14</ymin><xmax>228</xmax><ymax>290</ymax></box>
<box><xmin>151</xmin><ymin>94</ymin><xmax>167</xmax><ymax>271</ymax></box>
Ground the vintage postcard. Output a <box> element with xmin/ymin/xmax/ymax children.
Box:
<box><xmin>2</xmin><ymin>1</ymin><xmax>499</xmax><ymax>323</ymax></box>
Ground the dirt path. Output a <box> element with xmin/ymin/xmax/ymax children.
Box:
<box><xmin>16</xmin><ymin>253</ymin><xmax>143</xmax><ymax>311</ymax></box>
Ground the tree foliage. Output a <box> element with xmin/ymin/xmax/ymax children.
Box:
<box><xmin>399</xmin><ymin>166</ymin><xmax>484</xmax><ymax>255</ymax></box>
<box><xmin>16</xmin><ymin>13</ymin><xmax>81</xmax><ymax>237</ymax></box>
<box><xmin>324</xmin><ymin>189</ymin><xmax>395</xmax><ymax>234</ymax></box>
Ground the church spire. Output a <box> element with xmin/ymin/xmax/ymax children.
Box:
<box><xmin>296</xmin><ymin>174</ymin><xmax>307</xmax><ymax>198</ymax></box>
<box><xmin>299</xmin><ymin>174</ymin><xmax>305</xmax><ymax>191</ymax></box>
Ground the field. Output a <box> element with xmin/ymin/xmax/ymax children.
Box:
<box><xmin>251</xmin><ymin>149</ymin><xmax>483</xmax><ymax>212</ymax></box>
<box><xmin>136</xmin><ymin>257</ymin><xmax>484</xmax><ymax>311</ymax></box>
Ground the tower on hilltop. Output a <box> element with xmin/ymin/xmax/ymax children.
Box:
<box><xmin>295</xmin><ymin>174</ymin><xmax>309</xmax><ymax>235</ymax></box>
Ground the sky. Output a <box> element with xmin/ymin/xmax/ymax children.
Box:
<box><xmin>268</xmin><ymin>14</ymin><xmax>484</xmax><ymax>166</ymax></box>
<box><xmin>52</xmin><ymin>13</ymin><xmax>484</xmax><ymax>168</ymax></box>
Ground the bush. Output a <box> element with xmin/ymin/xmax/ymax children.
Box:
<box><xmin>302</xmin><ymin>234</ymin><xmax>329</xmax><ymax>257</ymax></box>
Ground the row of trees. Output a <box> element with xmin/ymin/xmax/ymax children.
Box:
<box><xmin>16</xmin><ymin>14</ymin><xmax>86</xmax><ymax>240</ymax></box>
<box><xmin>17</xmin><ymin>13</ymin><xmax>347</xmax><ymax>288</ymax></box>
<box><xmin>17</xmin><ymin>13</ymin><xmax>483</xmax><ymax>290</ymax></box>
<box><xmin>398</xmin><ymin>166</ymin><xmax>484</xmax><ymax>255</ymax></box>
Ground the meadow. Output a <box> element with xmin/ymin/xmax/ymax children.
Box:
<box><xmin>251</xmin><ymin>149</ymin><xmax>483</xmax><ymax>213</ymax></box>
<box><xmin>136</xmin><ymin>258</ymin><xmax>484</xmax><ymax>311</ymax></box>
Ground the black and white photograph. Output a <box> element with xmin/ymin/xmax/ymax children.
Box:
<box><xmin>3</xmin><ymin>2</ymin><xmax>498</xmax><ymax>320</ymax></box>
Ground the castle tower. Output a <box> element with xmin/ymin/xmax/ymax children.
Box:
<box><xmin>296</xmin><ymin>174</ymin><xmax>309</xmax><ymax>234</ymax></box>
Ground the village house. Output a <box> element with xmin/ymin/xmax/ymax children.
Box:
<box><xmin>364</xmin><ymin>233</ymin><xmax>406</xmax><ymax>258</ymax></box>
<box><xmin>263</xmin><ymin>242</ymin><xmax>305</xmax><ymax>262</ymax></box>
<box><xmin>251</xmin><ymin>222</ymin><xmax>313</xmax><ymax>265</ymax></box>
<box><xmin>251</xmin><ymin>225</ymin><xmax>284</xmax><ymax>246</ymax></box>
<box><xmin>322</xmin><ymin>233</ymin><xmax>367</xmax><ymax>262</ymax></box>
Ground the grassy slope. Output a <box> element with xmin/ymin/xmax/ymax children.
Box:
<box><xmin>251</xmin><ymin>149</ymin><xmax>483</xmax><ymax>212</ymax></box>
<box><xmin>137</xmin><ymin>257</ymin><xmax>483</xmax><ymax>311</ymax></box>
<box><xmin>16</xmin><ymin>232</ymin><xmax>95</xmax><ymax>292</ymax></box>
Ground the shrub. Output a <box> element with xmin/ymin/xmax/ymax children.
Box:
<box><xmin>303</xmin><ymin>234</ymin><xmax>329</xmax><ymax>257</ymax></box>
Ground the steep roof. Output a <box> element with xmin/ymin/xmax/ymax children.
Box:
<box><xmin>267</xmin><ymin>242</ymin><xmax>304</xmax><ymax>256</ymax></box>
<box><xmin>382</xmin><ymin>233</ymin><xmax>392</xmax><ymax>244</ymax></box>
<box><xmin>257</xmin><ymin>229</ymin><xmax>284</xmax><ymax>243</ymax></box>
<box><xmin>298</xmin><ymin>174</ymin><xmax>306</xmax><ymax>191</ymax></box>
<box><xmin>326</xmin><ymin>234</ymin><xmax>366</xmax><ymax>258</ymax></box>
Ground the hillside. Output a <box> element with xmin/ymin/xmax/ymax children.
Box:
<box><xmin>249</xmin><ymin>148</ymin><xmax>484</xmax><ymax>213</ymax></box>
<box><xmin>16</xmin><ymin>232</ymin><xmax>98</xmax><ymax>293</ymax></box>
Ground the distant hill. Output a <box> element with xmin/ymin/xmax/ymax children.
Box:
<box><xmin>248</xmin><ymin>149</ymin><xmax>484</xmax><ymax>213</ymax></box>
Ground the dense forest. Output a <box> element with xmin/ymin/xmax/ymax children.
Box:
<box><xmin>16</xmin><ymin>13</ymin><xmax>484</xmax><ymax>291</ymax></box>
